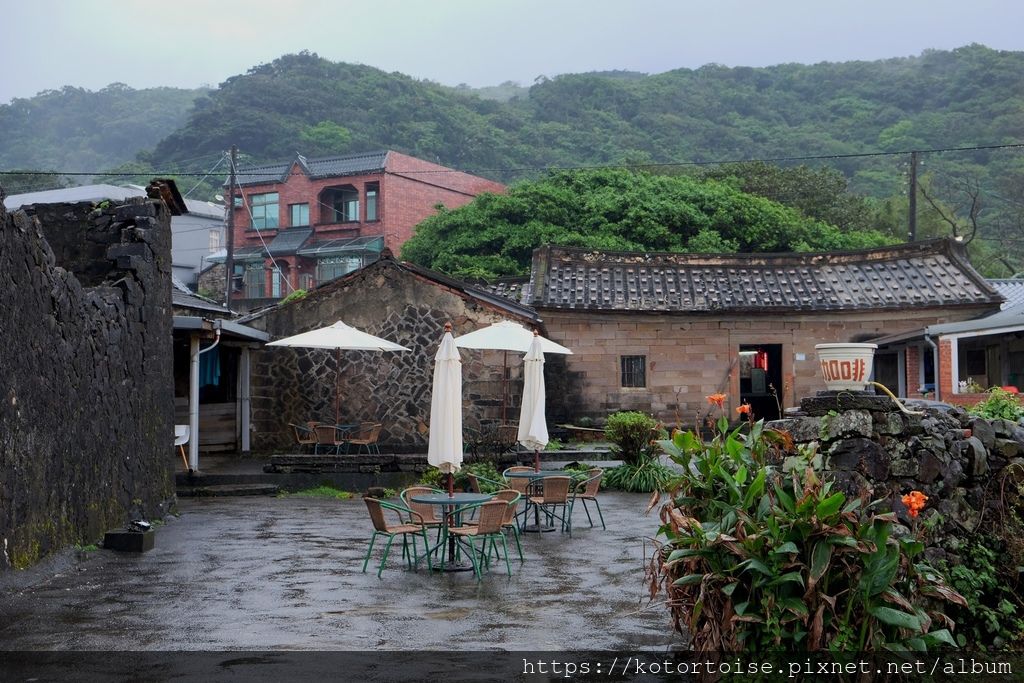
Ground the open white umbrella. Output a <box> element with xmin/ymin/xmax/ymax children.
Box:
<box><xmin>517</xmin><ymin>333</ymin><xmax>549</xmax><ymax>471</ymax></box>
<box><xmin>428</xmin><ymin>323</ymin><xmax>463</xmax><ymax>495</ymax></box>
<box><xmin>267</xmin><ymin>319</ymin><xmax>409</xmax><ymax>423</ymax></box>
<box><xmin>454</xmin><ymin>321</ymin><xmax>571</xmax><ymax>422</ymax></box>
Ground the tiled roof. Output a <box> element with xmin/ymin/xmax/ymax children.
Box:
<box><xmin>989</xmin><ymin>279</ymin><xmax>1024</xmax><ymax>310</ymax></box>
<box><xmin>171</xmin><ymin>276</ymin><xmax>233</xmax><ymax>315</ymax></box>
<box><xmin>483</xmin><ymin>277</ymin><xmax>531</xmax><ymax>304</ymax></box>
<box><xmin>526</xmin><ymin>240</ymin><xmax>1003</xmax><ymax>313</ymax></box>
<box><xmin>266</xmin><ymin>227</ymin><xmax>312</xmax><ymax>256</ymax></box>
<box><xmin>233</xmin><ymin>151</ymin><xmax>389</xmax><ymax>187</ymax></box>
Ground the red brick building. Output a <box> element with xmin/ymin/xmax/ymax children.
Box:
<box><xmin>220</xmin><ymin>150</ymin><xmax>504</xmax><ymax>308</ymax></box>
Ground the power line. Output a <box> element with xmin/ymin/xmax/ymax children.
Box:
<box><xmin>2</xmin><ymin>142</ymin><xmax>1023</xmax><ymax>179</ymax></box>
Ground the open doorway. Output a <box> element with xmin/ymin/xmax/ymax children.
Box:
<box><xmin>739</xmin><ymin>344</ymin><xmax>783</xmax><ymax>421</ymax></box>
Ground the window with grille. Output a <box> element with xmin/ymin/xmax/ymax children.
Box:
<box><xmin>317</xmin><ymin>256</ymin><xmax>361</xmax><ymax>283</ymax></box>
<box><xmin>621</xmin><ymin>355</ymin><xmax>646</xmax><ymax>388</ymax></box>
<box><xmin>249</xmin><ymin>193</ymin><xmax>279</xmax><ymax>230</ymax></box>
<box><xmin>243</xmin><ymin>263</ymin><xmax>265</xmax><ymax>298</ymax></box>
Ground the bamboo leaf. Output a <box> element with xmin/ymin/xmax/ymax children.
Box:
<box><xmin>815</xmin><ymin>492</ymin><xmax>846</xmax><ymax>519</ymax></box>
<box><xmin>772</xmin><ymin>541</ymin><xmax>799</xmax><ymax>555</ymax></box>
<box><xmin>673</xmin><ymin>574</ymin><xmax>706</xmax><ymax>587</ymax></box>
<box><xmin>810</xmin><ymin>541</ymin><xmax>832</xmax><ymax>582</ymax></box>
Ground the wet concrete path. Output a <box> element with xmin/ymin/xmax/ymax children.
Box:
<box><xmin>0</xmin><ymin>492</ymin><xmax>675</xmax><ymax>651</ymax></box>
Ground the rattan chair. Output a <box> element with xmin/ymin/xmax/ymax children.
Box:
<box><xmin>502</xmin><ymin>466</ymin><xmax>534</xmax><ymax>495</ymax></box>
<box><xmin>362</xmin><ymin>497</ymin><xmax>433</xmax><ymax>577</ymax></box>
<box><xmin>491</xmin><ymin>489</ymin><xmax>524</xmax><ymax>561</ymax></box>
<box><xmin>314</xmin><ymin>424</ymin><xmax>347</xmax><ymax>454</ymax></box>
<box><xmin>529</xmin><ymin>476</ymin><xmax>574</xmax><ymax>535</ymax></box>
<box><xmin>289</xmin><ymin>422</ymin><xmax>318</xmax><ymax>453</ymax></box>
<box><xmin>400</xmin><ymin>486</ymin><xmax>445</xmax><ymax>538</ymax></box>
<box><xmin>348</xmin><ymin>422</ymin><xmax>383</xmax><ymax>455</ymax></box>
<box><xmin>570</xmin><ymin>468</ymin><xmax>606</xmax><ymax>530</ymax></box>
<box><xmin>448</xmin><ymin>500</ymin><xmax>513</xmax><ymax>579</ymax></box>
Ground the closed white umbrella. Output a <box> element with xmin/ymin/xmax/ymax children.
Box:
<box><xmin>267</xmin><ymin>319</ymin><xmax>409</xmax><ymax>423</ymax></box>
<box><xmin>428</xmin><ymin>323</ymin><xmax>463</xmax><ymax>494</ymax></box>
<box><xmin>517</xmin><ymin>333</ymin><xmax>549</xmax><ymax>471</ymax></box>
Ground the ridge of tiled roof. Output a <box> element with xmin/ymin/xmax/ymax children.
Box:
<box><xmin>233</xmin><ymin>151</ymin><xmax>389</xmax><ymax>187</ymax></box>
<box><xmin>526</xmin><ymin>239</ymin><xmax>1003</xmax><ymax>313</ymax></box>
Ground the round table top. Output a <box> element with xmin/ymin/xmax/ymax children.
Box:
<box><xmin>504</xmin><ymin>470</ymin><xmax>571</xmax><ymax>479</ymax></box>
<box><xmin>408</xmin><ymin>492</ymin><xmax>493</xmax><ymax>505</ymax></box>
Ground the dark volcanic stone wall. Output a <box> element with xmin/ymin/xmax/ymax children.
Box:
<box><xmin>246</xmin><ymin>258</ymin><xmax>537</xmax><ymax>452</ymax></box>
<box><xmin>0</xmin><ymin>195</ymin><xmax>175</xmax><ymax>570</ymax></box>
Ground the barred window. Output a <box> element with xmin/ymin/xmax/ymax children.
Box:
<box><xmin>621</xmin><ymin>355</ymin><xmax>646</xmax><ymax>388</ymax></box>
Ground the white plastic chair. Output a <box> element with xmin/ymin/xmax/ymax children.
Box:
<box><xmin>174</xmin><ymin>425</ymin><xmax>190</xmax><ymax>471</ymax></box>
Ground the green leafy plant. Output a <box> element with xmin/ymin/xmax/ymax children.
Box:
<box><xmin>969</xmin><ymin>387</ymin><xmax>1024</xmax><ymax>421</ymax></box>
<box><xmin>418</xmin><ymin>461</ymin><xmax>504</xmax><ymax>493</ymax></box>
<box><xmin>605</xmin><ymin>411</ymin><xmax>661</xmax><ymax>465</ymax></box>
<box><xmin>940</xmin><ymin>539</ymin><xmax>1024</xmax><ymax>649</ymax></box>
<box><xmin>649</xmin><ymin>413</ymin><xmax>966</xmax><ymax>653</ymax></box>
<box><xmin>544</xmin><ymin>438</ymin><xmax>564</xmax><ymax>451</ymax></box>
<box><xmin>280</xmin><ymin>288</ymin><xmax>308</xmax><ymax>305</ymax></box>
<box><xmin>603</xmin><ymin>459</ymin><xmax>675</xmax><ymax>493</ymax></box>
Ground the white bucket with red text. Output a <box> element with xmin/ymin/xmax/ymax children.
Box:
<box><xmin>815</xmin><ymin>343</ymin><xmax>877</xmax><ymax>391</ymax></box>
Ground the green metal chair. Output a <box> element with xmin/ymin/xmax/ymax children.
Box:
<box><xmin>447</xmin><ymin>500</ymin><xmax>514</xmax><ymax>580</ymax></box>
<box><xmin>361</xmin><ymin>497</ymin><xmax>433</xmax><ymax>577</ymax></box>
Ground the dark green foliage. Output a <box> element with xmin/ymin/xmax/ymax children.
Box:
<box><xmin>401</xmin><ymin>169</ymin><xmax>892</xmax><ymax>279</ymax></box>
<box><xmin>419</xmin><ymin>461</ymin><xmax>504</xmax><ymax>493</ymax></box>
<box><xmin>940</xmin><ymin>540</ymin><xmax>1024</xmax><ymax>649</ymax></box>
<box><xmin>969</xmin><ymin>387</ymin><xmax>1024</xmax><ymax>421</ymax></box>
<box><xmin>605</xmin><ymin>411</ymin><xmax>661</xmax><ymax>466</ymax></box>
<box><xmin>650</xmin><ymin>420</ymin><xmax>967</xmax><ymax>652</ymax></box>
<box><xmin>602</xmin><ymin>460</ymin><xmax>676</xmax><ymax>493</ymax></box>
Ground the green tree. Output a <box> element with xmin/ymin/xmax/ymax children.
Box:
<box><xmin>401</xmin><ymin>168</ymin><xmax>893</xmax><ymax>280</ymax></box>
<box><xmin>298</xmin><ymin>121</ymin><xmax>352</xmax><ymax>156</ymax></box>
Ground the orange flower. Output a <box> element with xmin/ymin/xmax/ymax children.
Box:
<box><xmin>736</xmin><ymin>403</ymin><xmax>752</xmax><ymax>416</ymax></box>
<box><xmin>901</xmin><ymin>490</ymin><xmax>928</xmax><ymax>518</ymax></box>
<box><xmin>706</xmin><ymin>393</ymin><xmax>727</xmax><ymax>409</ymax></box>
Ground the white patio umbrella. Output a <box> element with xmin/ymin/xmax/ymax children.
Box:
<box><xmin>454</xmin><ymin>320</ymin><xmax>572</xmax><ymax>421</ymax></box>
<box><xmin>428</xmin><ymin>323</ymin><xmax>463</xmax><ymax>495</ymax></box>
<box><xmin>267</xmin><ymin>319</ymin><xmax>409</xmax><ymax>424</ymax></box>
<box><xmin>517</xmin><ymin>333</ymin><xmax>549</xmax><ymax>471</ymax></box>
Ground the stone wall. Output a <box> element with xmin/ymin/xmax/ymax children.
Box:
<box><xmin>767</xmin><ymin>393</ymin><xmax>1024</xmax><ymax>537</ymax></box>
<box><xmin>0</xmin><ymin>195</ymin><xmax>175</xmax><ymax>570</ymax></box>
<box><xmin>541</xmin><ymin>307</ymin><xmax>993</xmax><ymax>425</ymax></box>
<box><xmin>244</xmin><ymin>257</ymin><xmax>537</xmax><ymax>452</ymax></box>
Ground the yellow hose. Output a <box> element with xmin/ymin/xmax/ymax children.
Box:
<box><xmin>868</xmin><ymin>381</ymin><xmax>926</xmax><ymax>416</ymax></box>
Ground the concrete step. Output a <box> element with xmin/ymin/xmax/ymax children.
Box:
<box><xmin>177</xmin><ymin>483</ymin><xmax>280</xmax><ymax>498</ymax></box>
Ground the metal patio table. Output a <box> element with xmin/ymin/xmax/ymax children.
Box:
<box><xmin>409</xmin><ymin>492</ymin><xmax>493</xmax><ymax>572</ymax></box>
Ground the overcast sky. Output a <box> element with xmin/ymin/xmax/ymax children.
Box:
<box><xmin>2</xmin><ymin>0</ymin><xmax>1023</xmax><ymax>104</ymax></box>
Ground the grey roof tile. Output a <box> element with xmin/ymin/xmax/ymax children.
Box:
<box><xmin>233</xmin><ymin>151</ymin><xmax>389</xmax><ymax>187</ymax></box>
<box><xmin>527</xmin><ymin>240</ymin><xmax>1003</xmax><ymax>313</ymax></box>
<box><xmin>989</xmin><ymin>279</ymin><xmax>1024</xmax><ymax>309</ymax></box>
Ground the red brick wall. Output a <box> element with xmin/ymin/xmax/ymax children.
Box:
<box><xmin>905</xmin><ymin>345</ymin><xmax>920</xmax><ymax>396</ymax></box>
<box><xmin>938</xmin><ymin>338</ymin><xmax>954</xmax><ymax>402</ymax></box>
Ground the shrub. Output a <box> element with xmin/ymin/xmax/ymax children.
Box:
<box><xmin>940</xmin><ymin>539</ymin><xmax>1024</xmax><ymax>649</ymax></box>
<box><xmin>649</xmin><ymin>416</ymin><xmax>966</xmax><ymax>652</ymax></box>
<box><xmin>605</xmin><ymin>411</ymin><xmax>660</xmax><ymax>465</ymax></box>
<box><xmin>418</xmin><ymin>461</ymin><xmax>504</xmax><ymax>493</ymax></box>
<box><xmin>281</xmin><ymin>288</ymin><xmax>308</xmax><ymax>305</ymax></box>
<box><xmin>969</xmin><ymin>387</ymin><xmax>1024</xmax><ymax>421</ymax></box>
<box><xmin>603</xmin><ymin>460</ymin><xmax>676</xmax><ymax>493</ymax></box>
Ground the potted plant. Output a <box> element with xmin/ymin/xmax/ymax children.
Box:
<box><xmin>815</xmin><ymin>342</ymin><xmax>877</xmax><ymax>391</ymax></box>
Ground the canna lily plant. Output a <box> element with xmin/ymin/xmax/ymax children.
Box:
<box><xmin>648</xmin><ymin>397</ymin><xmax>966</xmax><ymax>653</ymax></box>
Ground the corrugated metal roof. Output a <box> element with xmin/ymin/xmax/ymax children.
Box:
<box><xmin>526</xmin><ymin>240</ymin><xmax>1003</xmax><ymax>313</ymax></box>
<box><xmin>266</xmin><ymin>228</ymin><xmax>313</xmax><ymax>256</ymax></box>
<box><xmin>171</xmin><ymin>276</ymin><xmax>232</xmax><ymax>314</ymax></box>
<box><xmin>989</xmin><ymin>279</ymin><xmax>1024</xmax><ymax>310</ymax></box>
<box><xmin>233</xmin><ymin>151</ymin><xmax>389</xmax><ymax>187</ymax></box>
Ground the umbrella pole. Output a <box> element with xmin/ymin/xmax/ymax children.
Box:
<box><xmin>335</xmin><ymin>347</ymin><xmax>341</xmax><ymax>425</ymax></box>
<box><xmin>448</xmin><ymin>471</ymin><xmax>454</xmax><ymax>497</ymax></box>
<box><xmin>534</xmin><ymin>449</ymin><xmax>540</xmax><ymax>472</ymax></box>
<box><xmin>501</xmin><ymin>350</ymin><xmax>508</xmax><ymax>423</ymax></box>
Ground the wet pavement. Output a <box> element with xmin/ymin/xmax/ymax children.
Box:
<box><xmin>0</xmin><ymin>491</ymin><xmax>676</xmax><ymax>652</ymax></box>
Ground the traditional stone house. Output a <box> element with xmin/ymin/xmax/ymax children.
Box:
<box><xmin>215</xmin><ymin>150</ymin><xmax>504</xmax><ymax>309</ymax></box>
<box><xmin>521</xmin><ymin>240</ymin><xmax>1002</xmax><ymax>424</ymax></box>
<box><xmin>241</xmin><ymin>250</ymin><xmax>539</xmax><ymax>452</ymax></box>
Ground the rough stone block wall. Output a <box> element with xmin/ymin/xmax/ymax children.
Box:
<box><xmin>245</xmin><ymin>259</ymin><xmax>534</xmax><ymax>452</ymax></box>
<box><xmin>767</xmin><ymin>393</ymin><xmax>1024</xmax><ymax>540</ymax></box>
<box><xmin>0</xmin><ymin>195</ymin><xmax>175</xmax><ymax>570</ymax></box>
<box><xmin>541</xmin><ymin>307</ymin><xmax>992</xmax><ymax>425</ymax></box>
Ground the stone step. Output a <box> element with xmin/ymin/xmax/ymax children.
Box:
<box><xmin>177</xmin><ymin>483</ymin><xmax>280</xmax><ymax>498</ymax></box>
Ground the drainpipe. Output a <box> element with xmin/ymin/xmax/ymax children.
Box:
<box><xmin>924</xmin><ymin>333</ymin><xmax>940</xmax><ymax>402</ymax></box>
<box><xmin>189</xmin><ymin>324</ymin><xmax>222</xmax><ymax>472</ymax></box>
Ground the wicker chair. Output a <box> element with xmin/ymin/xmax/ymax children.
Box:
<box><xmin>348</xmin><ymin>422</ymin><xmax>383</xmax><ymax>455</ymax></box>
<box><xmin>529</xmin><ymin>476</ymin><xmax>574</xmax><ymax>535</ymax></box>
<box><xmin>314</xmin><ymin>424</ymin><xmax>347</xmax><ymax>455</ymax></box>
<box><xmin>502</xmin><ymin>466</ymin><xmax>534</xmax><ymax>495</ymax></box>
<box><xmin>400</xmin><ymin>486</ymin><xmax>444</xmax><ymax>538</ymax></box>
<box><xmin>289</xmin><ymin>422</ymin><xmax>317</xmax><ymax>453</ymax></box>
<box><xmin>362</xmin><ymin>497</ymin><xmax>433</xmax><ymax>577</ymax></box>
<box><xmin>448</xmin><ymin>500</ymin><xmax>513</xmax><ymax>579</ymax></box>
<box><xmin>491</xmin><ymin>489</ymin><xmax>524</xmax><ymax>560</ymax></box>
<box><xmin>570</xmin><ymin>468</ymin><xmax>606</xmax><ymax>530</ymax></box>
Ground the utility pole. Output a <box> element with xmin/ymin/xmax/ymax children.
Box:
<box><xmin>907</xmin><ymin>150</ymin><xmax>918</xmax><ymax>242</ymax></box>
<box><xmin>224</xmin><ymin>145</ymin><xmax>237</xmax><ymax>308</ymax></box>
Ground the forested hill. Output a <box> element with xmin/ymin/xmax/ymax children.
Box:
<box><xmin>146</xmin><ymin>45</ymin><xmax>1024</xmax><ymax>195</ymax></box>
<box><xmin>0</xmin><ymin>83</ymin><xmax>206</xmax><ymax>174</ymax></box>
